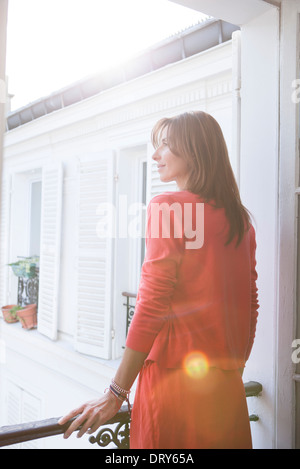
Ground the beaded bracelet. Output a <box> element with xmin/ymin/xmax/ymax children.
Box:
<box><xmin>109</xmin><ymin>384</ymin><xmax>126</xmax><ymax>402</ymax></box>
<box><xmin>111</xmin><ymin>379</ymin><xmax>130</xmax><ymax>398</ymax></box>
<box><xmin>109</xmin><ymin>379</ymin><xmax>131</xmax><ymax>415</ymax></box>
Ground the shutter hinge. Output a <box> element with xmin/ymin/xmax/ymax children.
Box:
<box><xmin>111</xmin><ymin>329</ymin><xmax>115</xmax><ymax>339</ymax></box>
<box><xmin>114</xmin><ymin>173</ymin><xmax>119</xmax><ymax>182</ymax></box>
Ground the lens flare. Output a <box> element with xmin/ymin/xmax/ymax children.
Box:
<box><xmin>183</xmin><ymin>351</ymin><xmax>209</xmax><ymax>379</ymax></box>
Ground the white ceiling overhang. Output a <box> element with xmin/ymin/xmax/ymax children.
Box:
<box><xmin>169</xmin><ymin>0</ymin><xmax>277</xmax><ymax>26</ymax></box>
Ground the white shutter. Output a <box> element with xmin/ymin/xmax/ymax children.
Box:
<box><xmin>146</xmin><ymin>143</ymin><xmax>177</xmax><ymax>204</ymax></box>
<box><xmin>38</xmin><ymin>164</ymin><xmax>63</xmax><ymax>340</ymax></box>
<box><xmin>75</xmin><ymin>152</ymin><xmax>115</xmax><ymax>359</ymax></box>
<box><xmin>5</xmin><ymin>381</ymin><xmax>22</xmax><ymax>449</ymax></box>
<box><xmin>21</xmin><ymin>391</ymin><xmax>42</xmax><ymax>449</ymax></box>
<box><xmin>0</xmin><ymin>175</ymin><xmax>11</xmax><ymax>307</ymax></box>
<box><xmin>6</xmin><ymin>381</ymin><xmax>22</xmax><ymax>426</ymax></box>
<box><xmin>5</xmin><ymin>381</ymin><xmax>42</xmax><ymax>449</ymax></box>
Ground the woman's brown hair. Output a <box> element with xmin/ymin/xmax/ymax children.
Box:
<box><xmin>151</xmin><ymin>111</ymin><xmax>251</xmax><ymax>246</ymax></box>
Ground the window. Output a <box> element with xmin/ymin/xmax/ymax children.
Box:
<box><xmin>8</xmin><ymin>169</ymin><xmax>42</xmax><ymax>305</ymax></box>
<box><xmin>29</xmin><ymin>180</ymin><xmax>42</xmax><ymax>258</ymax></box>
<box><xmin>118</xmin><ymin>146</ymin><xmax>148</xmax><ymax>293</ymax></box>
<box><xmin>113</xmin><ymin>146</ymin><xmax>147</xmax><ymax>355</ymax></box>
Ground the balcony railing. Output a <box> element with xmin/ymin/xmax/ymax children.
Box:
<box><xmin>18</xmin><ymin>267</ymin><xmax>39</xmax><ymax>308</ymax></box>
<box><xmin>122</xmin><ymin>291</ymin><xmax>136</xmax><ymax>337</ymax></box>
<box><xmin>0</xmin><ymin>381</ymin><xmax>262</xmax><ymax>448</ymax></box>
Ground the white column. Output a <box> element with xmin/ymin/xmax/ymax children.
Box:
<box><xmin>238</xmin><ymin>7</ymin><xmax>280</xmax><ymax>449</ymax></box>
<box><xmin>276</xmin><ymin>0</ymin><xmax>299</xmax><ymax>449</ymax></box>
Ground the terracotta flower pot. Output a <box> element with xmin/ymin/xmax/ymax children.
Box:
<box><xmin>17</xmin><ymin>304</ymin><xmax>37</xmax><ymax>330</ymax></box>
<box><xmin>1</xmin><ymin>305</ymin><xmax>19</xmax><ymax>323</ymax></box>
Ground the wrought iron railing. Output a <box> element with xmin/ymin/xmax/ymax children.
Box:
<box><xmin>18</xmin><ymin>267</ymin><xmax>39</xmax><ymax>308</ymax></box>
<box><xmin>0</xmin><ymin>382</ymin><xmax>262</xmax><ymax>448</ymax></box>
<box><xmin>122</xmin><ymin>291</ymin><xmax>136</xmax><ymax>337</ymax></box>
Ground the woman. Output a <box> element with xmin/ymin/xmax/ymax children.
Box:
<box><xmin>59</xmin><ymin>111</ymin><xmax>259</xmax><ymax>449</ymax></box>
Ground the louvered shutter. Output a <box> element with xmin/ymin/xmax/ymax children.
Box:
<box><xmin>5</xmin><ymin>381</ymin><xmax>42</xmax><ymax>449</ymax></box>
<box><xmin>6</xmin><ymin>381</ymin><xmax>22</xmax><ymax>426</ymax></box>
<box><xmin>21</xmin><ymin>391</ymin><xmax>42</xmax><ymax>449</ymax></box>
<box><xmin>146</xmin><ymin>143</ymin><xmax>177</xmax><ymax>203</ymax></box>
<box><xmin>0</xmin><ymin>175</ymin><xmax>11</xmax><ymax>307</ymax></box>
<box><xmin>75</xmin><ymin>152</ymin><xmax>115</xmax><ymax>359</ymax></box>
<box><xmin>38</xmin><ymin>164</ymin><xmax>63</xmax><ymax>340</ymax></box>
<box><xmin>5</xmin><ymin>381</ymin><xmax>22</xmax><ymax>449</ymax></box>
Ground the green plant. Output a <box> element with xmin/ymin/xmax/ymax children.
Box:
<box><xmin>8</xmin><ymin>256</ymin><xmax>39</xmax><ymax>279</ymax></box>
<box><xmin>9</xmin><ymin>305</ymin><xmax>24</xmax><ymax>319</ymax></box>
<box><xmin>1</xmin><ymin>304</ymin><xmax>21</xmax><ymax>323</ymax></box>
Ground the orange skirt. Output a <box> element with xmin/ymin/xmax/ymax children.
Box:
<box><xmin>130</xmin><ymin>361</ymin><xmax>252</xmax><ymax>449</ymax></box>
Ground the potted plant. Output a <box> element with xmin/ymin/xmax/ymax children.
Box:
<box><xmin>16</xmin><ymin>304</ymin><xmax>37</xmax><ymax>330</ymax></box>
<box><xmin>1</xmin><ymin>304</ymin><xmax>37</xmax><ymax>329</ymax></box>
<box><xmin>1</xmin><ymin>305</ymin><xmax>21</xmax><ymax>323</ymax></box>
<box><xmin>7</xmin><ymin>257</ymin><xmax>39</xmax><ymax>326</ymax></box>
<box><xmin>4</xmin><ymin>256</ymin><xmax>39</xmax><ymax>330</ymax></box>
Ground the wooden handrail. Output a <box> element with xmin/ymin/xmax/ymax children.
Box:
<box><xmin>0</xmin><ymin>404</ymin><xmax>130</xmax><ymax>448</ymax></box>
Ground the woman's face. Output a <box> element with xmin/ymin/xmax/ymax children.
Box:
<box><xmin>152</xmin><ymin>127</ymin><xmax>191</xmax><ymax>190</ymax></box>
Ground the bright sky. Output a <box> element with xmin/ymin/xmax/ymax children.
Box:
<box><xmin>6</xmin><ymin>0</ymin><xmax>208</xmax><ymax>111</ymax></box>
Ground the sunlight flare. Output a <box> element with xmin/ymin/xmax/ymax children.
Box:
<box><xmin>183</xmin><ymin>351</ymin><xmax>209</xmax><ymax>379</ymax></box>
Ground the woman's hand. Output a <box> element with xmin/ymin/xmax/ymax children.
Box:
<box><xmin>58</xmin><ymin>390</ymin><xmax>122</xmax><ymax>439</ymax></box>
<box><xmin>58</xmin><ymin>347</ymin><xmax>146</xmax><ymax>440</ymax></box>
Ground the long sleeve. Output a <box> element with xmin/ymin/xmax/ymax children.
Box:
<box><xmin>245</xmin><ymin>226</ymin><xmax>259</xmax><ymax>362</ymax></box>
<box><xmin>125</xmin><ymin>195</ymin><xmax>184</xmax><ymax>354</ymax></box>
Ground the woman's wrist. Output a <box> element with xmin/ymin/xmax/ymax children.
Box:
<box><xmin>106</xmin><ymin>386</ymin><xmax>124</xmax><ymax>409</ymax></box>
<box><xmin>111</xmin><ymin>379</ymin><xmax>130</xmax><ymax>396</ymax></box>
<box><xmin>109</xmin><ymin>379</ymin><xmax>130</xmax><ymax>403</ymax></box>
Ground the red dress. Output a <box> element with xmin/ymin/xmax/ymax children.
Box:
<box><xmin>126</xmin><ymin>191</ymin><xmax>259</xmax><ymax>449</ymax></box>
